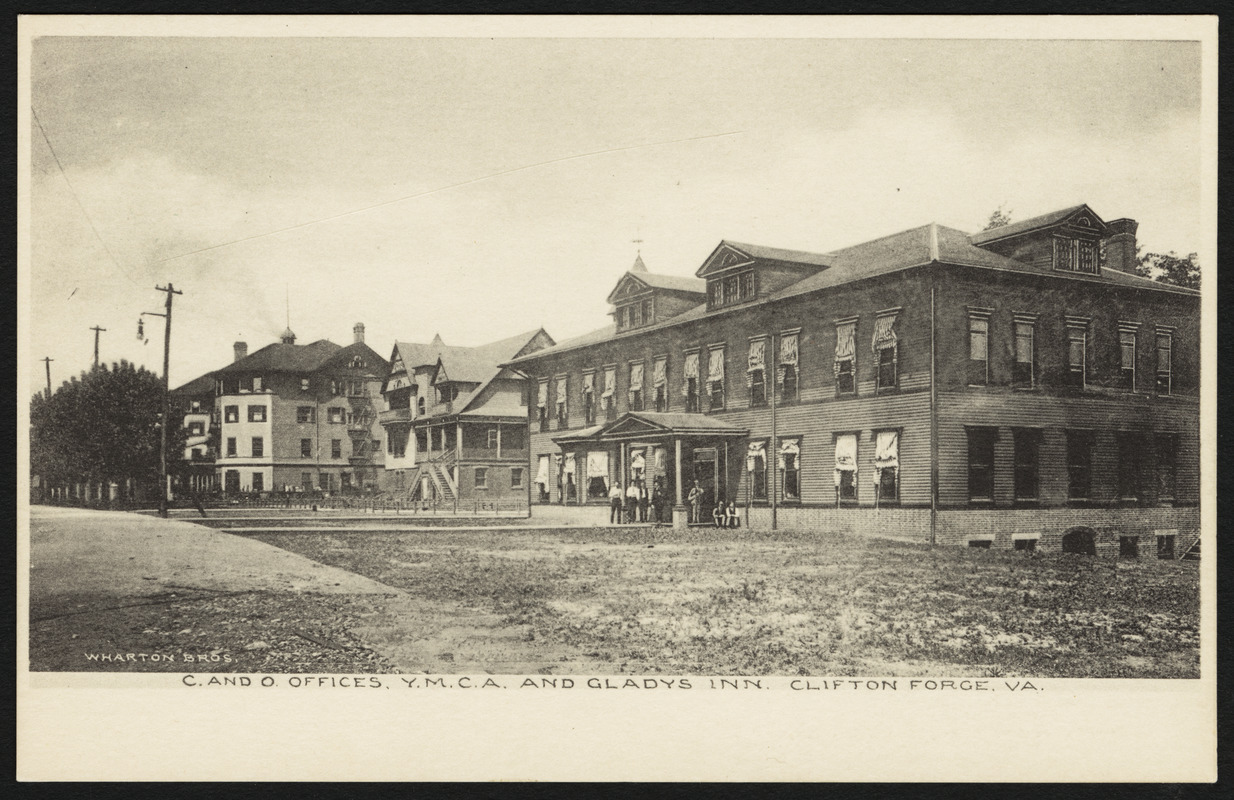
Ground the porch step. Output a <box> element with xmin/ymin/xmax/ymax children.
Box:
<box><xmin>1180</xmin><ymin>537</ymin><xmax>1201</xmax><ymax>561</ymax></box>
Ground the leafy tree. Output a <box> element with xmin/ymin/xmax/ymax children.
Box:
<box><xmin>30</xmin><ymin>361</ymin><xmax>187</xmax><ymax>500</ymax></box>
<box><xmin>982</xmin><ymin>206</ymin><xmax>1013</xmax><ymax>231</ymax></box>
<box><xmin>1135</xmin><ymin>250</ymin><xmax>1201</xmax><ymax>291</ymax></box>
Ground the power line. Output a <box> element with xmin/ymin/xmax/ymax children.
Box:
<box><xmin>149</xmin><ymin>130</ymin><xmax>745</xmax><ymax>267</ymax></box>
<box><xmin>31</xmin><ymin>106</ymin><xmax>141</xmax><ymax>288</ymax></box>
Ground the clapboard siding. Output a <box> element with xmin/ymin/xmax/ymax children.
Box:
<box><xmin>936</xmin><ymin>391</ymin><xmax>1199</xmax><ymax>508</ymax></box>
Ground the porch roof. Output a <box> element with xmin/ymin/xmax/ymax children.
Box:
<box><xmin>552</xmin><ymin>412</ymin><xmax>747</xmax><ymax>445</ymax></box>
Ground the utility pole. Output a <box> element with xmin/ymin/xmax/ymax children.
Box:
<box><xmin>142</xmin><ymin>283</ymin><xmax>182</xmax><ymax>518</ymax></box>
<box><xmin>41</xmin><ymin>356</ymin><xmax>53</xmax><ymax>398</ymax></box>
<box><xmin>90</xmin><ymin>325</ymin><xmax>107</xmax><ymax>369</ymax></box>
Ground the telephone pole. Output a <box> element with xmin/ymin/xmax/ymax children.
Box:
<box><xmin>89</xmin><ymin>325</ymin><xmax>107</xmax><ymax>369</ymax></box>
<box><xmin>142</xmin><ymin>283</ymin><xmax>182</xmax><ymax>518</ymax></box>
<box><xmin>41</xmin><ymin>357</ymin><xmax>53</xmax><ymax>398</ymax></box>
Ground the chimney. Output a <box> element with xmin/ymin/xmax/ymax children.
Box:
<box><xmin>353</xmin><ymin>322</ymin><xmax>365</xmax><ymax>344</ymax></box>
<box><xmin>1103</xmin><ymin>218</ymin><xmax>1138</xmax><ymax>274</ymax></box>
<box><xmin>234</xmin><ymin>341</ymin><xmax>248</xmax><ymax>362</ymax></box>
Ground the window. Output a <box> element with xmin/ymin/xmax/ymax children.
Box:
<box><xmin>328</xmin><ymin>407</ymin><xmax>345</xmax><ymax>424</ymax></box>
<box><xmin>628</xmin><ymin>363</ymin><xmax>644</xmax><ymax>412</ymax></box>
<box><xmin>536</xmin><ymin>380</ymin><xmax>549</xmax><ymax>431</ymax></box>
<box><xmin>301</xmin><ymin>438</ymin><xmax>312</xmax><ymax>457</ymax></box>
<box><xmin>372</xmin><ymin>439</ymin><xmax>381</xmax><ymax>455</ymax></box>
<box><xmin>1119</xmin><ymin>326</ymin><xmax>1138</xmax><ymax>391</ymax></box>
<box><xmin>252</xmin><ymin>472</ymin><xmax>263</xmax><ymax>492</ymax></box>
<box><xmin>1066</xmin><ymin>430</ymin><xmax>1094</xmax><ymax>500</ymax></box>
<box><xmin>301</xmin><ymin>378</ymin><xmax>311</xmax><ymax>392</ymax></box>
<box><xmin>874</xmin><ymin>430</ymin><xmax>899</xmax><ymax>502</ymax></box>
<box><xmin>779</xmin><ymin>331</ymin><xmax>799</xmax><ymax>403</ymax></box>
<box><xmin>631</xmin><ymin>302</ymin><xmax>642</xmax><ymax>327</ymax></box>
<box><xmin>1012</xmin><ymin>316</ymin><xmax>1036</xmax><ymax>388</ymax></box>
<box><xmin>707</xmin><ymin>347</ymin><xmax>725</xmax><ymax>410</ymax></box>
<box><xmin>224</xmin><ymin>470</ymin><xmax>240</xmax><ymax>493</ymax></box>
<box><xmin>873</xmin><ymin>312</ymin><xmax>899</xmax><ymax>391</ymax></box>
<box><xmin>474</xmin><ymin>468</ymin><xmax>487</xmax><ymax>489</ymax></box>
<box><xmin>1054</xmin><ymin>237</ymin><xmax>1099</xmax><ymax>274</ymax></box>
<box><xmin>708</xmin><ymin>269</ymin><xmax>756</xmax><ymax>309</ymax></box>
<box><xmin>1013</xmin><ymin>535</ymin><xmax>1039</xmax><ymax>552</ymax></box>
<box><xmin>1065</xmin><ymin>318</ymin><xmax>1089</xmax><ymax>389</ymax></box>
<box><xmin>967</xmin><ymin>427</ymin><xmax>996</xmax><ymax>502</ymax></box>
<box><xmin>226</xmin><ymin>437</ymin><xmax>237</xmax><ymax>457</ymax></box>
<box><xmin>418</xmin><ymin>396</ymin><xmax>426</xmax><ymax>415</ymax></box>
<box><xmin>190</xmin><ymin>400</ymin><xmax>202</xmax><ymax>413</ymax></box>
<box><xmin>747</xmin><ymin>339</ymin><xmax>767</xmax><ymax>407</ymax></box>
<box><xmin>968</xmin><ymin>311</ymin><xmax>990</xmax><ymax>386</ymax></box>
<box><xmin>1155</xmin><ymin>330</ymin><xmax>1173</xmax><ymax>395</ymax></box>
<box><xmin>683</xmin><ymin>351</ymin><xmax>700</xmax><ymax>412</ymax></box>
<box><xmin>556</xmin><ymin>375</ymin><xmax>569</xmax><ymax>425</ymax></box>
<box><xmin>968</xmin><ymin>539</ymin><xmax>992</xmax><ymax>550</ymax></box>
<box><xmin>252</xmin><ymin>376</ymin><xmax>263</xmax><ymax>392</ymax></box>
<box><xmin>1012</xmin><ymin>428</ymin><xmax>1040</xmax><ymax>501</ymax></box>
<box><xmin>780</xmin><ymin>438</ymin><xmax>800</xmax><ymax>501</ymax></box>
<box><xmin>302</xmin><ymin>472</ymin><xmax>313</xmax><ymax>491</ymax></box>
<box><xmin>653</xmin><ymin>357</ymin><xmax>668</xmax><ymax>412</ymax></box>
<box><xmin>296</xmin><ymin>406</ymin><xmax>315</xmax><ymax>424</ymax></box>
<box><xmin>582</xmin><ymin>372</ymin><xmax>596</xmax><ymax>424</ymax></box>
<box><xmin>1156</xmin><ymin>532</ymin><xmax>1176</xmax><ymax>560</ymax></box>
<box><xmin>1117</xmin><ymin>432</ymin><xmax>1142</xmax><ymax>501</ymax></box>
<box><xmin>251</xmin><ymin>437</ymin><xmax>264</xmax><ymax>458</ymax></box>
<box><xmin>835</xmin><ymin>320</ymin><xmax>856</xmax><ymax>395</ymax></box>
<box><xmin>224</xmin><ymin>405</ymin><xmax>239</xmax><ymax>423</ymax></box>
<box><xmin>1157</xmin><ymin>433</ymin><xmax>1178</xmax><ymax>501</ymax></box>
<box><xmin>511</xmin><ymin>467</ymin><xmax>523</xmax><ymax>489</ymax></box>
<box><xmin>188</xmin><ymin>422</ymin><xmax>205</xmax><ymax>436</ymax></box>
<box><xmin>486</xmin><ymin>428</ymin><xmax>498</xmax><ymax>449</ymax></box>
<box><xmin>602</xmin><ymin>368</ymin><xmax>616</xmax><ymax>420</ymax></box>
<box><xmin>331</xmin><ymin>439</ymin><xmax>342</xmax><ymax>459</ymax></box>
<box><xmin>247</xmin><ymin>405</ymin><xmax>267</xmax><ymax>423</ymax></box>
<box><xmin>746</xmin><ymin>440</ymin><xmax>767</xmax><ymax>500</ymax></box>
<box><xmin>834</xmin><ymin>433</ymin><xmax>858</xmax><ymax>501</ymax></box>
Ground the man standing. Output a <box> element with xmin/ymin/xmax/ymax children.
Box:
<box><xmin>609</xmin><ymin>481</ymin><xmax>623</xmax><ymax>524</ymax></box>
<box><xmin>687</xmin><ymin>480</ymin><xmax>704</xmax><ymax>524</ymax></box>
<box><xmin>625</xmin><ymin>481</ymin><xmax>640</xmax><ymax>524</ymax></box>
<box><xmin>638</xmin><ymin>481</ymin><xmax>650</xmax><ymax>522</ymax></box>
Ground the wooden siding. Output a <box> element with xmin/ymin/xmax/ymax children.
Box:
<box><xmin>936</xmin><ymin>390</ymin><xmax>1199</xmax><ymax>508</ymax></box>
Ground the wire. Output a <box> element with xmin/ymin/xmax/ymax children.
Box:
<box><xmin>149</xmin><ymin>129</ymin><xmax>745</xmax><ymax>267</ymax></box>
<box><xmin>31</xmin><ymin>106</ymin><xmax>142</xmax><ymax>288</ymax></box>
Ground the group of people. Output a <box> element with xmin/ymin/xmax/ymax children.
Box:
<box><xmin>686</xmin><ymin>480</ymin><xmax>739</xmax><ymax>528</ymax></box>
<box><xmin>608</xmin><ymin>477</ymin><xmax>670</xmax><ymax>524</ymax></box>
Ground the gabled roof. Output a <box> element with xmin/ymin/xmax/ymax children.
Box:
<box><xmin>171</xmin><ymin>371</ymin><xmax>217</xmax><ymax>396</ymax></box>
<box><xmin>696</xmin><ymin>240</ymin><xmax>833</xmax><ymax>277</ymax></box>
<box><xmin>552</xmin><ymin>411</ymin><xmax>747</xmax><ymax>444</ymax></box>
<box><xmin>215</xmin><ymin>339</ymin><xmax>341</xmax><ymax>374</ymax></box>
<box><xmin>968</xmin><ymin>203</ymin><xmax>1105</xmax><ymax>245</ymax></box>
<box><xmin>606</xmin><ymin>270</ymin><xmax>706</xmax><ymax>304</ymax></box>
<box><xmin>387</xmin><ymin>328</ymin><xmax>553</xmax><ymax>415</ymax></box>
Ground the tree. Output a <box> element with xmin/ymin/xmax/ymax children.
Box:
<box><xmin>982</xmin><ymin>206</ymin><xmax>1013</xmax><ymax>231</ymax></box>
<box><xmin>29</xmin><ymin>360</ymin><xmax>187</xmax><ymax>501</ymax></box>
<box><xmin>1135</xmin><ymin>250</ymin><xmax>1201</xmax><ymax>291</ymax></box>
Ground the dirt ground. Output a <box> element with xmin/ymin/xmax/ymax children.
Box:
<box><xmin>244</xmin><ymin>525</ymin><xmax>1199</xmax><ymax>678</ymax></box>
<box><xmin>27</xmin><ymin>508</ymin><xmax>1200</xmax><ymax>678</ymax></box>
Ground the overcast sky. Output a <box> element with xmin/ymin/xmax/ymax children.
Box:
<box><xmin>24</xmin><ymin>24</ymin><xmax>1208</xmax><ymax>391</ymax></box>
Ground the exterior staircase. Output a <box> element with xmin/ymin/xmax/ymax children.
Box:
<box><xmin>406</xmin><ymin>449</ymin><xmax>458</xmax><ymax>504</ymax></box>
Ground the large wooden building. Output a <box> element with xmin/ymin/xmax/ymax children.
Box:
<box><xmin>378</xmin><ymin>329</ymin><xmax>554</xmax><ymax>506</ymax></box>
<box><xmin>506</xmin><ymin>205</ymin><xmax>1200</xmax><ymax>556</ymax></box>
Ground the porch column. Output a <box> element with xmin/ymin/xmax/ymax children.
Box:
<box><xmin>673</xmin><ymin>437</ymin><xmax>687</xmax><ymax>530</ymax></box>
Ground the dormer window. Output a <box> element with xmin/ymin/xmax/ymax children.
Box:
<box><xmin>616</xmin><ymin>298</ymin><xmax>653</xmax><ymax>331</ymax></box>
<box><xmin>1054</xmin><ymin>236</ymin><xmax>1100</xmax><ymax>275</ymax></box>
<box><xmin>707</xmin><ymin>269</ymin><xmax>756</xmax><ymax>310</ymax></box>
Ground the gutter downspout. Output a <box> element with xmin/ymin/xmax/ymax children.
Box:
<box><xmin>929</xmin><ymin>229</ymin><xmax>939</xmax><ymax>548</ymax></box>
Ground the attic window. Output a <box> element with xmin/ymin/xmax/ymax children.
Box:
<box><xmin>707</xmin><ymin>269</ymin><xmax>756</xmax><ymax>310</ymax></box>
<box><xmin>616</xmin><ymin>298</ymin><xmax>653</xmax><ymax>331</ymax></box>
<box><xmin>1054</xmin><ymin>236</ymin><xmax>1100</xmax><ymax>275</ymax></box>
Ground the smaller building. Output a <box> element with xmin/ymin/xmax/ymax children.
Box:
<box><xmin>379</xmin><ymin>329</ymin><xmax>554</xmax><ymax>506</ymax></box>
<box><xmin>169</xmin><ymin>372</ymin><xmax>220</xmax><ymax>495</ymax></box>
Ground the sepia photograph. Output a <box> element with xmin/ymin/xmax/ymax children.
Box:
<box><xmin>18</xmin><ymin>15</ymin><xmax>1216</xmax><ymax>782</ymax></box>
